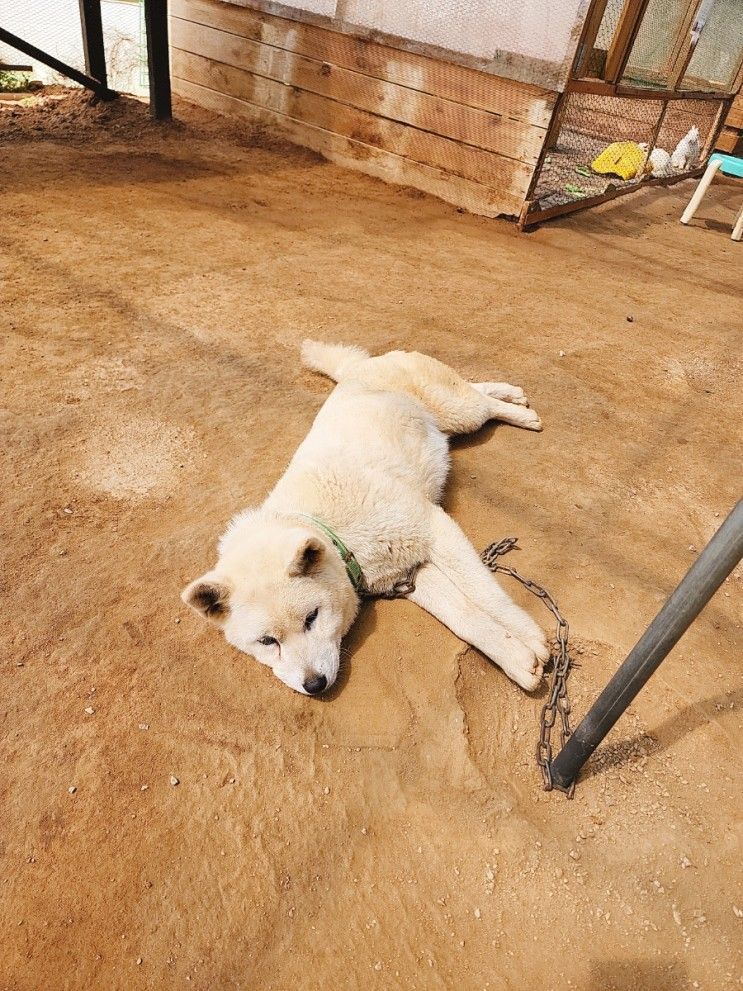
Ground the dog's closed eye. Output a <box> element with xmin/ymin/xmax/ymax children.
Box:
<box><xmin>258</xmin><ymin>635</ymin><xmax>279</xmax><ymax>647</ymax></box>
<box><xmin>304</xmin><ymin>607</ymin><xmax>319</xmax><ymax>631</ymax></box>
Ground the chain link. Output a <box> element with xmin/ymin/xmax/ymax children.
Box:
<box><xmin>368</xmin><ymin>535</ymin><xmax>576</xmax><ymax>797</ymax></box>
<box><xmin>481</xmin><ymin>537</ymin><xmax>576</xmax><ymax>798</ymax></box>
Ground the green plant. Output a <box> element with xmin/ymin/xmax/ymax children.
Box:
<box><xmin>0</xmin><ymin>70</ymin><xmax>30</xmax><ymax>92</ymax></box>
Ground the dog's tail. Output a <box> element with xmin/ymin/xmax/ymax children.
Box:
<box><xmin>301</xmin><ymin>339</ymin><xmax>370</xmax><ymax>382</ymax></box>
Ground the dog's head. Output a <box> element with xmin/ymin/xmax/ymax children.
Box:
<box><xmin>181</xmin><ymin>512</ymin><xmax>359</xmax><ymax>695</ymax></box>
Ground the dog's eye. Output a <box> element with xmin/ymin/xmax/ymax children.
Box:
<box><xmin>304</xmin><ymin>608</ymin><xmax>319</xmax><ymax>631</ymax></box>
<box><xmin>258</xmin><ymin>636</ymin><xmax>278</xmax><ymax>647</ymax></box>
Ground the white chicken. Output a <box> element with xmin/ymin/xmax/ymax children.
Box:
<box><xmin>649</xmin><ymin>148</ymin><xmax>673</xmax><ymax>177</ymax></box>
<box><xmin>671</xmin><ymin>126</ymin><xmax>701</xmax><ymax>171</ymax></box>
<box><xmin>638</xmin><ymin>143</ymin><xmax>674</xmax><ymax>177</ymax></box>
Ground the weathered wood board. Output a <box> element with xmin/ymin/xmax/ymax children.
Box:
<box><xmin>170</xmin><ymin>0</ymin><xmax>555</xmax><ymax>217</ymax></box>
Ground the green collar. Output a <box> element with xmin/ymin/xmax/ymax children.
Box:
<box><xmin>297</xmin><ymin>514</ymin><xmax>366</xmax><ymax>595</ymax></box>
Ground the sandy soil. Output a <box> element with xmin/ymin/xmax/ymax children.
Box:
<box><xmin>1</xmin><ymin>92</ymin><xmax>741</xmax><ymax>991</ymax></box>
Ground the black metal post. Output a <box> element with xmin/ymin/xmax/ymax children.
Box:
<box><xmin>78</xmin><ymin>0</ymin><xmax>108</xmax><ymax>88</ymax></box>
<box><xmin>0</xmin><ymin>26</ymin><xmax>115</xmax><ymax>99</ymax></box>
<box><xmin>143</xmin><ymin>0</ymin><xmax>172</xmax><ymax>120</ymax></box>
<box><xmin>550</xmin><ymin>498</ymin><xmax>743</xmax><ymax>792</ymax></box>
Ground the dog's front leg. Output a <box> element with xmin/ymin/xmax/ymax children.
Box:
<box><xmin>407</xmin><ymin>508</ymin><xmax>547</xmax><ymax>692</ymax></box>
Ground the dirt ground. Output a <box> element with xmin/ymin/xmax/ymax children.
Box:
<box><xmin>1</xmin><ymin>93</ymin><xmax>741</xmax><ymax>991</ymax></box>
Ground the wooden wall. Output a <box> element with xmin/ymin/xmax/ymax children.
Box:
<box><xmin>170</xmin><ymin>0</ymin><xmax>558</xmax><ymax>218</ymax></box>
<box><xmin>716</xmin><ymin>90</ymin><xmax>743</xmax><ymax>154</ymax></box>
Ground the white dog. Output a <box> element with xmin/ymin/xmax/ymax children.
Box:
<box><xmin>182</xmin><ymin>342</ymin><xmax>548</xmax><ymax>696</ymax></box>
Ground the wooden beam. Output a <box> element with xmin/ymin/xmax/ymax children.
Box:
<box><xmin>78</xmin><ymin>0</ymin><xmax>107</xmax><ymax>87</ymax></box>
<box><xmin>667</xmin><ymin>0</ymin><xmax>715</xmax><ymax>92</ymax></box>
<box><xmin>700</xmin><ymin>98</ymin><xmax>730</xmax><ymax>159</ymax></box>
<box><xmin>523</xmin><ymin>165</ymin><xmax>704</xmax><ymax>227</ymax></box>
<box><xmin>572</xmin><ymin>0</ymin><xmax>610</xmax><ymax>78</ymax></box>
<box><xmin>665</xmin><ymin>0</ymin><xmax>703</xmax><ymax>84</ymax></box>
<box><xmin>605</xmin><ymin>0</ymin><xmax>651</xmax><ymax>84</ymax></box>
<box><xmin>569</xmin><ymin>77</ymin><xmax>731</xmax><ymax>101</ymax></box>
<box><xmin>144</xmin><ymin>0</ymin><xmax>172</xmax><ymax>119</ymax></box>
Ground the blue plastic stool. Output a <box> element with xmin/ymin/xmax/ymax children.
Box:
<box><xmin>680</xmin><ymin>152</ymin><xmax>743</xmax><ymax>240</ymax></box>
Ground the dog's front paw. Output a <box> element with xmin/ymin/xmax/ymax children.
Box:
<box><xmin>499</xmin><ymin>640</ymin><xmax>545</xmax><ymax>692</ymax></box>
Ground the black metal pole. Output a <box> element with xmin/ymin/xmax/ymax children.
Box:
<box><xmin>550</xmin><ymin>498</ymin><xmax>743</xmax><ymax>792</ymax></box>
<box><xmin>143</xmin><ymin>0</ymin><xmax>172</xmax><ymax>120</ymax></box>
<box><xmin>78</xmin><ymin>0</ymin><xmax>108</xmax><ymax>89</ymax></box>
<box><xmin>0</xmin><ymin>26</ymin><xmax>115</xmax><ymax>99</ymax></box>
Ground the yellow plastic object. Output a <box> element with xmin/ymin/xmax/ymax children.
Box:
<box><xmin>591</xmin><ymin>141</ymin><xmax>647</xmax><ymax>181</ymax></box>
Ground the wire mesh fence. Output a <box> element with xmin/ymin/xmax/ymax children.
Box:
<box><xmin>529</xmin><ymin>90</ymin><xmax>724</xmax><ymax>213</ymax></box>
<box><xmin>0</xmin><ymin>0</ymin><xmax>147</xmax><ymax>94</ymax></box>
<box><xmin>0</xmin><ymin>0</ymin><xmax>86</xmax><ymax>80</ymax></box>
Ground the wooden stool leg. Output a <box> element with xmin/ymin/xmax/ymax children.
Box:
<box><xmin>680</xmin><ymin>160</ymin><xmax>721</xmax><ymax>225</ymax></box>
<box><xmin>732</xmin><ymin>204</ymin><xmax>743</xmax><ymax>242</ymax></box>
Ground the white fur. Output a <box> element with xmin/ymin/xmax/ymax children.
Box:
<box><xmin>648</xmin><ymin>148</ymin><xmax>673</xmax><ymax>178</ymax></box>
<box><xmin>182</xmin><ymin>343</ymin><xmax>548</xmax><ymax>695</ymax></box>
<box><xmin>671</xmin><ymin>126</ymin><xmax>700</xmax><ymax>172</ymax></box>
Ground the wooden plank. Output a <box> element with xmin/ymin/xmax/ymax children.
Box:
<box><xmin>171</xmin><ymin>48</ymin><xmax>534</xmax><ymax>194</ymax></box>
<box><xmin>524</xmin><ymin>164</ymin><xmax>704</xmax><ymax>226</ymax></box>
<box><xmin>715</xmin><ymin>127</ymin><xmax>742</xmax><ymax>154</ymax></box>
<box><xmin>170</xmin><ymin>16</ymin><xmax>546</xmax><ymax>164</ymax></box>
<box><xmin>171</xmin><ymin>75</ymin><xmax>526</xmax><ymax>217</ymax></box>
<box><xmin>665</xmin><ymin>0</ymin><xmax>704</xmax><ymax>84</ymax></box>
<box><xmin>725</xmin><ymin>106</ymin><xmax>743</xmax><ymax>130</ymax></box>
<box><xmin>569</xmin><ymin>77</ymin><xmax>730</xmax><ymax>102</ymax></box>
<box><xmin>170</xmin><ymin>0</ymin><xmax>556</xmax><ymax>127</ymax></box>
<box><xmin>605</xmin><ymin>0</ymin><xmax>650</xmax><ymax>84</ymax></box>
<box><xmin>572</xmin><ymin>0</ymin><xmax>610</xmax><ymax>78</ymax></box>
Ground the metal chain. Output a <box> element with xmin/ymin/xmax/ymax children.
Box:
<box><xmin>481</xmin><ymin>537</ymin><xmax>576</xmax><ymax>798</ymax></box>
<box><xmin>367</xmin><ymin>536</ymin><xmax>576</xmax><ymax>797</ymax></box>
<box><xmin>370</xmin><ymin>569</ymin><xmax>419</xmax><ymax>600</ymax></box>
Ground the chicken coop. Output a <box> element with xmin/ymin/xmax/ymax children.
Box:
<box><xmin>169</xmin><ymin>0</ymin><xmax>743</xmax><ymax>225</ymax></box>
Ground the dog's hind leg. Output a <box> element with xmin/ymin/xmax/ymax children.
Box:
<box><xmin>408</xmin><ymin>507</ymin><xmax>548</xmax><ymax>691</ymax></box>
<box><xmin>471</xmin><ymin>382</ymin><xmax>529</xmax><ymax>406</ymax></box>
<box><xmin>423</xmin><ymin>386</ymin><xmax>542</xmax><ymax>433</ymax></box>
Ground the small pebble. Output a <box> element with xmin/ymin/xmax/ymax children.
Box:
<box><xmin>558</xmin><ymin>350</ymin><xmax>565</xmax><ymax>357</ymax></box>
<box><xmin>136</xmin><ymin>957</ymin><xmax>142</xmax><ymax>966</ymax></box>
<box><xmin>84</xmin><ymin>706</ymin><xmax>95</xmax><ymax>715</ymax></box>
<box><xmin>170</xmin><ymin>776</ymin><xmax>180</xmax><ymax>786</ymax></box>
<box><xmin>68</xmin><ymin>786</ymin><xmax>77</xmax><ymax>794</ymax></box>
<box><xmin>138</xmin><ymin>723</ymin><xmax>149</xmax><ymax>731</ymax></box>
<box><xmin>140</xmin><ymin>785</ymin><xmax>149</xmax><ymax>791</ymax></box>
<box><xmin>626</xmin><ymin>315</ymin><xmax>634</xmax><ymax>322</ymax></box>
<box><xmin>323</xmin><ymin>786</ymin><xmax>330</xmax><ymax>795</ymax></box>
<box><xmin>474</xmin><ymin>908</ymin><xmax>481</xmax><ymax>919</ymax></box>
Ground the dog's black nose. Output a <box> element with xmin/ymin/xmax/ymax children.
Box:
<box><xmin>303</xmin><ymin>674</ymin><xmax>327</xmax><ymax>695</ymax></box>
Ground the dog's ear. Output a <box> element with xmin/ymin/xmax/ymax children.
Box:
<box><xmin>181</xmin><ymin>574</ymin><xmax>232</xmax><ymax>622</ymax></box>
<box><xmin>288</xmin><ymin>537</ymin><xmax>324</xmax><ymax>577</ymax></box>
